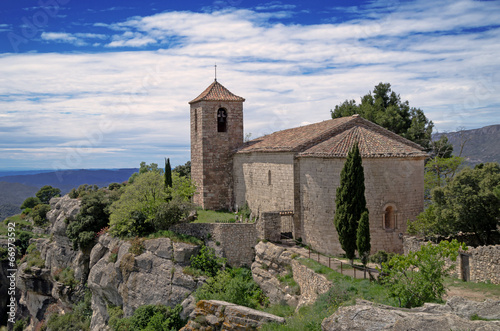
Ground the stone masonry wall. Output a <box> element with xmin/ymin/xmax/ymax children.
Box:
<box><xmin>171</xmin><ymin>223</ymin><xmax>256</xmax><ymax>267</ymax></box>
<box><xmin>404</xmin><ymin>236</ymin><xmax>500</xmax><ymax>284</ymax></box>
<box><xmin>233</xmin><ymin>152</ymin><xmax>295</xmax><ymax>214</ymax></box>
<box><xmin>190</xmin><ymin>100</ymin><xmax>244</xmax><ymax>210</ymax></box>
<box><xmin>299</xmin><ymin>156</ymin><xmax>425</xmax><ymax>256</ymax></box>
<box><xmin>256</xmin><ymin>212</ymin><xmax>281</xmax><ymax>242</ymax></box>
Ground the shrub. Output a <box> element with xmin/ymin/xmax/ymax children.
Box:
<box><xmin>153</xmin><ymin>199</ymin><xmax>194</xmax><ymax>230</ymax></box>
<box><xmin>129</xmin><ymin>237</ymin><xmax>145</xmax><ymax>256</ymax></box>
<box><xmin>47</xmin><ymin>290</ymin><xmax>91</xmax><ymax>331</ymax></box>
<box><xmin>30</xmin><ymin>204</ymin><xmax>51</xmax><ymax>226</ymax></box>
<box><xmin>36</xmin><ymin>185</ymin><xmax>61</xmax><ymax>204</ymax></box>
<box><xmin>379</xmin><ymin>239</ymin><xmax>466</xmax><ymax>308</ymax></box>
<box><xmin>369</xmin><ymin>250</ymin><xmax>395</xmax><ymax>267</ymax></box>
<box><xmin>20</xmin><ymin>196</ymin><xmax>41</xmax><ymax>211</ymax></box>
<box><xmin>109</xmin><ymin>304</ymin><xmax>184</xmax><ymax>331</ymax></box>
<box><xmin>67</xmin><ymin>189</ymin><xmax>118</xmax><ymax>250</ymax></box>
<box><xmin>189</xmin><ymin>245</ymin><xmax>225</xmax><ymax>277</ymax></box>
<box><xmin>194</xmin><ymin>268</ymin><xmax>268</xmax><ymax>309</ymax></box>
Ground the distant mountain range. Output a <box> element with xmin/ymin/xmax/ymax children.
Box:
<box><xmin>433</xmin><ymin>124</ymin><xmax>500</xmax><ymax>165</ymax></box>
<box><xmin>0</xmin><ymin>168</ymin><xmax>138</xmax><ymax>219</ymax></box>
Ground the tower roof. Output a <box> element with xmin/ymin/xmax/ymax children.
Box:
<box><xmin>189</xmin><ymin>80</ymin><xmax>245</xmax><ymax>104</ymax></box>
<box><xmin>237</xmin><ymin>115</ymin><xmax>428</xmax><ymax>158</ymax></box>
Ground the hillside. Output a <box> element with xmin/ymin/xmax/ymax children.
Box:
<box><xmin>0</xmin><ymin>182</ymin><xmax>38</xmax><ymax>219</ymax></box>
<box><xmin>0</xmin><ymin>168</ymin><xmax>138</xmax><ymax>219</ymax></box>
<box><xmin>434</xmin><ymin>124</ymin><xmax>500</xmax><ymax>165</ymax></box>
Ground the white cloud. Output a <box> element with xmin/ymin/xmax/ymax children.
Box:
<box><xmin>2</xmin><ymin>0</ymin><xmax>500</xmax><ymax>169</ymax></box>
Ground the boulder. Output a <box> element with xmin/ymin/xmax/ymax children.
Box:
<box><xmin>322</xmin><ymin>298</ymin><xmax>500</xmax><ymax>331</ymax></box>
<box><xmin>181</xmin><ymin>300</ymin><xmax>285</xmax><ymax>331</ymax></box>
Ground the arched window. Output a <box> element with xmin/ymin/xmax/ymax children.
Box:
<box><xmin>217</xmin><ymin>108</ymin><xmax>227</xmax><ymax>132</ymax></box>
<box><xmin>383</xmin><ymin>204</ymin><xmax>397</xmax><ymax>230</ymax></box>
<box><xmin>268</xmin><ymin>170</ymin><xmax>272</xmax><ymax>185</ymax></box>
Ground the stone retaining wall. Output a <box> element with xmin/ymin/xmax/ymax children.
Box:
<box><xmin>404</xmin><ymin>236</ymin><xmax>500</xmax><ymax>284</ymax></box>
<box><xmin>171</xmin><ymin>223</ymin><xmax>257</xmax><ymax>267</ymax></box>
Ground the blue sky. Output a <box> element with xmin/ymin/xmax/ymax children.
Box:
<box><xmin>0</xmin><ymin>0</ymin><xmax>499</xmax><ymax>170</ymax></box>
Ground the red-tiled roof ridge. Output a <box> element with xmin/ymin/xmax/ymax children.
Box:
<box><xmin>237</xmin><ymin>115</ymin><xmax>427</xmax><ymax>158</ymax></box>
<box><xmin>189</xmin><ymin>80</ymin><xmax>245</xmax><ymax>104</ymax></box>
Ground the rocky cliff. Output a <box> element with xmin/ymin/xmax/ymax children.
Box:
<box><xmin>15</xmin><ymin>195</ymin><xmax>204</xmax><ymax>331</ymax></box>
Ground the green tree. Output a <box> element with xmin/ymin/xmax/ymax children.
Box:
<box><xmin>409</xmin><ymin>162</ymin><xmax>500</xmax><ymax>245</ymax></box>
<box><xmin>331</xmin><ymin>82</ymin><xmax>434</xmax><ymax>150</ymax></box>
<box><xmin>173</xmin><ymin>161</ymin><xmax>191</xmax><ymax>178</ymax></box>
<box><xmin>30</xmin><ymin>204</ymin><xmax>51</xmax><ymax>226</ymax></box>
<box><xmin>164</xmin><ymin>158</ymin><xmax>172</xmax><ymax>190</ymax></box>
<box><xmin>430</xmin><ymin>135</ymin><xmax>454</xmax><ymax>159</ymax></box>
<box><xmin>356</xmin><ymin>211</ymin><xmax>371</xmax><ymax>266</ymax></box>
<box><xmin>380</xmin><ymin>240</ymin><xmax>466</xmax><ymax>308</ymax></box>
<box><xmin>67</xmin><ymin>189</ymin><xmax>118</xmax><ymax>250</ymax></box>
<box><xmin>129</xmin><ymin>162</ymin><xmax>163</xmax><ymax>184</ymax></box>
<box><xmin>110</xmin><ymin>171</ymin><xmax>168</xmax><ymax>237</ymax></box>
<box><xmin>334</xmin><ymin>142</ymin><xmax>367</xmax><ymax>263</ymax></box>
<box><xmin>36</xmin><ymin>185</ymin><xmax>61</xmax><ymax>204</ymax></box>
<box><xmin>424</xmin><ymin>156</ymin><xmax>465</xmax><ymax>201</ymax></box>
<box><xmin>167</xmin><ymin>172</ymin><xmax>196</xmax><ymax>202</ymax></box>
<box><xmin>20</xmin><ymin>197</ymin><xmax>41</xmax><ymax>210</ymax></box>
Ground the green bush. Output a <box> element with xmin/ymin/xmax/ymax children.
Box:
<box><xmin>379</xmin><ymin>239</ymin><xmax>466</xmax><ymax>308</ymax></box>
<box><xmin>30</xmin><ymin>203</ymin><xmax>51</xmax><ymax>226</ymax></box>
<box><xmin>54</xmin><ymin>267</ymin><xmax>78</xmax><ymax>288</ymax></box>
<box><xmin>369</xmin><ymin>250</ymin><xmax>395</xmax><ymax>267</ymax></box>
<box><xmin>194</xmin><ymin>268</ymin><xmax>268</xmax><ymax>309</ymax></box>
<box><xmin>129</xmin><ymin>237</ymin><xmax>145</xmax><ymax>256</ymax></box>
<box><xmin>67</xmin><ymin>189</ymin><xmax>119</xmax><ymax>250</ymax></box>
<box><xmin>153</xmin><ymin>199</ymin><xmax>194</xmax><ymax>230</ymax></box>
<box><xmin>189</xmin><ymin>246</ymin><xmax>225</xmax><ymax>277</ymax></box>
<box><xmin>109</xmin><ymin>304</ymin><xmax>184</xmax><ymax>331</ymax></box>
<box><xmin>36</xmin><ymin>185</ymin><xmax>61</xmax><ymax>204</ymax></box>
<box><xmin>20</xmin><ymin>196</ymin><xmax>41</xmax><ymax>211</ymax></box>
<box><xmin>47</xmin><ymin>290</ymin><xmax>92</xmax><ymax>331</ymax></box>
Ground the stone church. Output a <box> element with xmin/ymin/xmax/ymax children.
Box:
<box><xmin>189</xmin><ymin>79</ymin><xmax>426</xmax><ymax>254</ymax></box>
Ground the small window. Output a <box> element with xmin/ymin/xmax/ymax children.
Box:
<box><xmin>268</xmin><ymin>170</ymin><xmax>272</xmax><ymax>185</ymax></box>
<box><xmin>383</xmin><ymin>205</ymin><xmax>397</xmax><ymax>230</ymax></box>
<box><xmin>217</xmin><ymin>108</ymin><xmax>227</xmax><ymax>132</ymax></box>
<box><xmin>194</xmin><ymin>109</ymin><xmax>198</xmax><ymax>132</ymax></box>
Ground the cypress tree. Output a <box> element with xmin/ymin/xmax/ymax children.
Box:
<box><xmin>334</xmin><ymin>142</ymin><xmax>367</xmax><ymax>263</ymax></box>
<box><xmin>165</xmin><ymin>158</ymin><xmax>172</xmax><ymax>189</ymax></box>
<box><xmin>356</xmin><ymin>210</ymin><xmax>371</xmax><ymax>266</ymax></box>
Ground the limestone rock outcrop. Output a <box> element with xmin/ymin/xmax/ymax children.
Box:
<box><xmin>180</xmin><ymin>300</ymin><xmax>285</xmax><ymax>331</ymax></box>
<box><xmin>322</xmin><ymin>298</ymin><xmax>500</xmax><ymax>331</ymax></box>
<box><xmin>252</xmin><ymin>241</ymin><xmax>332</xmax><ymax>310</ymax></box>
<box><xmin>88</xmin><ymin>234</ymin><xmax>204</xmax><ymax>331</ymax></box>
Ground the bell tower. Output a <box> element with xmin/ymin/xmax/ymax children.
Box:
<box><xmin>189</xmin><ymin>79</ymin><xmax>245</xmax><ymax>210</ymax></box>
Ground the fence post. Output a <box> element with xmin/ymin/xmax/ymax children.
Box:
<box><xmin>340</xmin><ymin>262</ymin><xmax>343</xmax><ymax>275</ymax></box>
<box><xmin>364</xmin><ymin>267</ymin><xmax>366</xmax><ymax>279</ymax></box>
<box><xmin>354</xmin><ymin>266</ymin><xmax>356</xmax><ymax>278</ymax></box>
<box><xmin>308</xmin><ymin>247</ymin><xmax>311</xmax><ymax>259</ymax></box>
<box><xmin>328</xmin><ymin>257</ymin><xmax>330</xmax><ymax>268</ymax></box>
<box><xmin>317</xmin><ymin>252</ymin><xmax>320</xmax><ymax>262</ymax></box>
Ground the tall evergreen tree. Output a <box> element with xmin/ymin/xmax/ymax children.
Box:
<box><xmin>165</xmin><ymin>158</ymin><xmax>172</xmax><ymax>189</ymax></box>
<box><xmin>334</xmin><ymin>142</ymin><xmax>367</xmax><ymax>263</ymax></box>
<box><xmin>356</xmin><ymin>211</ymin><xmax>371</xmax><ymax>266</ymax></box>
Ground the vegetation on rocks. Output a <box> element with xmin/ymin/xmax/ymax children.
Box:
<box><xmin>46</xmin><ymin>289</ymin><xmax>92</xmax><ymax>331</ymax></box>
<box><xmin>194</xmin><ymin>267</ymin><xmax>269</xmax><ymax>309</ymax></box>
<box><xmin>108</xmin><ymin>304</ymin><xmax>184</xmax><ymax>331</ymax></box>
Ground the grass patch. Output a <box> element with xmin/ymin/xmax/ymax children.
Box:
<box><xmin>262</xmin><ymin>304</ymin><xmax>295</xmax><ymax>318</ymax></box>
<box><xmin>277</xmin><ymin>266</ymin><xmax>300</xmax><ymax>295</ymax></box>
<box><xmin>194</xmin><ymin>209</ymin><xmax>236</xmax><ymax>223</ymax></box>
<box><xmin>147</xmin><ymin>230</ymin><xmax>203</xmax><ymax>245</ymax></box>
<box><xmin>0</xmin><ymin>214</ymin><xmax>33</xmax><ymax>236</ymax></box>
<box><xmin>444</xmin><ymin>277</ymin><xmax>500</xmax><ymax>298</ymax></box>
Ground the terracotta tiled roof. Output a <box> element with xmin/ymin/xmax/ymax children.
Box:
<box><xmin>237</xmin><ymin>115</ymin><xmax>427</xmax><ymax>158</ymax></box>
<box><xmin>189</xmin><ymin>80</ymin><xmax>245</xmax><ymax>104</ymax></box>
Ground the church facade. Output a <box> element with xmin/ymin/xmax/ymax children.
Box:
<box><xmin>189</xmin><ymin>80</ymin><xmax>426</xmax><ymax>254</ymax></box>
